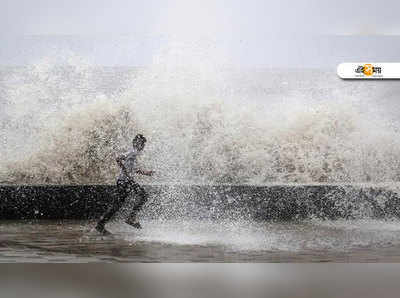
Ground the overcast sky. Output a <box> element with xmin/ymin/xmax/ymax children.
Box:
<box><xmin>1</xmin><ymin>0</ymin><xmax>400</xmax><ymax>67</ymax></box>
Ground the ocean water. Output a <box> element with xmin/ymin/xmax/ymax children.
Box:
<box><xmin>2</xmin><ymin>50</ymin><xmax>400</xmax><ymax>262</ymax></box>
<box><xmin>2</xmin><ymin>60</ymin><xmax>400</xmax><ymax>186</ymax></box>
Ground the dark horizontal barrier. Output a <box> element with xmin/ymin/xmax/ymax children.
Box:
<box><xmin>1</xmin><ymin>184</ymin><xmax>400</xmax><ymax>220</ymax></box>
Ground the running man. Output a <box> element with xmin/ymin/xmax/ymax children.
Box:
<box><xmin>95</xmin><ymin>134</ymin><xmax>153</xmax><ymax>234</ymax></box>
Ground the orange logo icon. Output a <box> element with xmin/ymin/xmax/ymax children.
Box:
<box><xmin>363</xmin><ymin>64</ymin><xmax>373</xmax><ymax>76</ymax></box>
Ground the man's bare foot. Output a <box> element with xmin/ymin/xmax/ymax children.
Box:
<box><xmin>95</xmin><ymin>223</ymin><xmax>111</xmax><ymax>235</ymax></box>
<box><xmin>125</xmin><ymin>219</ymin><xmax>142</xmax><ymax>229</ymax></box>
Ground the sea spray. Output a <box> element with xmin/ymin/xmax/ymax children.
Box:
<box><xmin>1</xmin><ymin>55</ymin><xmax>400</xmax><ymax>184</ymax></box>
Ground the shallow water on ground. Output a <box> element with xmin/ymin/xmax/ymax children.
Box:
<box><xmin>1</xmin><ymin>219</ymin><xmax>400</xmax><ymax>262</ymax></box>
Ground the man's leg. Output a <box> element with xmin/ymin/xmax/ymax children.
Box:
<box><xmin>95</xmin><ymin>200</ymin><xmax>124</xmax><ymax>232</ymax></box>
<box><xmin>126</xmin><ymin>183</ymin><xmax>149</xmax><ymax>228</ymax></box>
<box><xmin>95</xmin><ymin>180</ymin><xmax>128</xmax><ymax>234</ymax></box>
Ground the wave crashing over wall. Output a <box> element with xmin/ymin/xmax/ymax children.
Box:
<box><xmin>1</xmin><ymin>54</ymin><xmax>400</xmax><ymax>185</ymax></box>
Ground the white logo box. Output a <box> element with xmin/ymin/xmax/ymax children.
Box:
<box><xmin>337</xmin><ymin>63</ymin><xmax>400</xmax><ymax>79</ymax></box>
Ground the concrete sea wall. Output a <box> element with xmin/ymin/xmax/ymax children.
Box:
<box><xmin>1</xmin><ymin>185</ymin><xmax>400</xmax><ymax>220</ymax></box>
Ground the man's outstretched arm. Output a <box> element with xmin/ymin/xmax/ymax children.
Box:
<box><xmin>135</xmin><ymin>169</ymin><xmax>154</xmax><ymax>176</ymax></box>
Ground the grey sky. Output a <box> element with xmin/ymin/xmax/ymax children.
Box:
<box><xmin>1</xmin><ymin>0</ymin><xmax>400</xmax><ymax>67</ymax></box>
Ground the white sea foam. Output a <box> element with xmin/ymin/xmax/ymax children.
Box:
<box><xmin>110</xmin><ymin>219</ymin><xmax>400</xmax><ymax>252</ymax></box>
<box><xmin>1</xmin><ymin>47</ymin><xmax>400</xmax><ymax>185</ymax></box>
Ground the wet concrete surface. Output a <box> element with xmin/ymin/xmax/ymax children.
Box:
<box><xmin>1</xmin><ymin>219</ymin><xmax>400</xmax><ymax>262</ymax></box>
